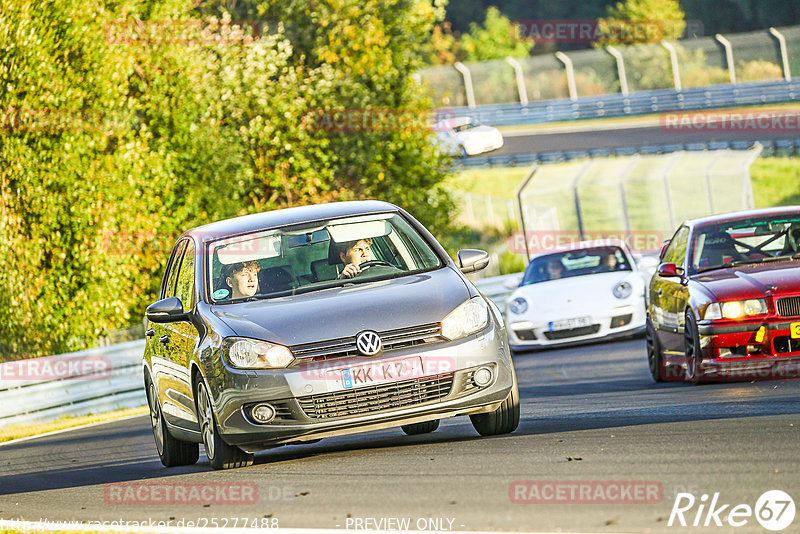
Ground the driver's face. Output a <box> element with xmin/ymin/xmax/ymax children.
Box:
<box><xmin>341</xmin><ymin>239</ymin><xmax>374</xmax><ymax>265</ymax></box>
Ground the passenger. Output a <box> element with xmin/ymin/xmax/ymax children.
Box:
<box><xmin>223</xmin><ymin>261</ymin><xmax>260</xmax><ymax>299</ymax></box>
<box><xmin>546</xmin><ymin>258</ymin><xmax>564</xmax><ymax>280</ymax></box>
<box><xmin>337</xmin><ymin>239</ymin><xmax>374</xmax><ymax>279</ymax></box>
<box><xmin>600</xmin><ymin>253</ymin><xmax>620</xmax><ymax>271</ymax></box>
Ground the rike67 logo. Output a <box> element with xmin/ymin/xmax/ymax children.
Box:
<box><xmin>669</xmin><ymin>490</ymin><xmax>795</xmax><ymax>531</ymax></box>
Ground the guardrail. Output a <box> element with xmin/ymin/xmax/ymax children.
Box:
<box><xmin>438</xmin><ymin>80</ymin><xmax>800</xmax><ymax>128</ymax></box>
<box><xmin>455</xmin><ymin>138</ymin><xmax>800</xmax><ymax>168</ymax></box>
<box><xmin>0</xmin><ymin>340</ymin><xmax>146</xmax><ymax>430</ymax></box>
<box><xmin>0</xmin><ymin>275</ymin><xmax>520</xmax><ymax>430</ymax></box>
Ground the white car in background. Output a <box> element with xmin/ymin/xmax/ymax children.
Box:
<box><xmin>434</xmin><ymin>117</ymin><xmax>504</xmax><ymax>157</ymax></box>
<box><xmin>505</xmin><ymin>240</ymin><xmax>647</xmax><ymax>351</ymax></box>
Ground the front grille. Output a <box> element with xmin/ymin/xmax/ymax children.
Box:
<box><xmin>297</xmin><ymin>373</ymin><xmax>454</xmax><ymax>419</ymax></box>
<box><xmin>776</xmin><ymin>297</ymin><xmax>800</xmax><ymax>317</ymax></box>
<box><xmin>290</xmin><ymin>323</ymin><xmax>445</xmax><ymax>362</ymax></box>
<box><xmin>773</xmin><ymin>336</ymin><xmax>800</xmax><ymax>354</ymax></box>
<box><xmin>543</xmin><ymin>324</ymin><xmax>601</xmax><ymax>340</ymax></box>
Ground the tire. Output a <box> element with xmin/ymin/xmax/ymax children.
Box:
<box><xmin>195</xmin><ymin>379</ymin><xmax>254</xmax><ymax>470</ymax></box>
<box><xmin>646</xmin><ymin>318</ymin><xmax>665</xmax><ymax>383</ymax></box>
<box><xmin>684</xmin><ymin>310</ymin><xmax>703</xmax><ymax>384</ymax></box>
<box><xmin>401</xmin><ymin>420</ymin><xmax>440</xmax><ymax>435</ymax></box>
<box><xmin>470</xmin><ymin>365</ymin><xmax>520</xmax><ymax>436</ymax></box>
<box><xmin>147</xmin><ymin>379</ymin><xmax>199</xmax><ymax>467</ymax></box>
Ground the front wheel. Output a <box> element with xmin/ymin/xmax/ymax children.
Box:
<box><xmin>196</xmin><ymin>379</ymin><xmax>254</xmax><ymax>470</ymax></box>
<box><xmin>402</xmin><ymin>420</ymin><xmax>440</xmax><ymax>435</ymax></box>
<box><xmin>470</xmin><ymin>366</ymin><xmax>520</xmax><ymax>436</ymax></box>
<box><xmin>684</xmin><ymin>310</ymin><xmax>703</xmax><ymax>384</ymax></box>
<box><xmin>147</xmin><ymin>380</ymin><xmax>199</xmax><ymax>467</ymax></box>
<box><xmin>646</xmin><ymin>318</ymin><xmax>666</xmax><ymax>382</ymax></box>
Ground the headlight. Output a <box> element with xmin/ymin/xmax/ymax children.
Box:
<box><xmin>441</xmin><ymin>297</ymin><xmax>489</xmax><ymax>340</ymax></box>
<box><xmin>509</xmin><ymin>297</ymin><xmax>528</xmax><ymax>314</ymax></box>
<box><xmin>223</xmin><ymin>338</ymin><xmax>294</xmax><ymax>369</ymax></box>
<box><xmin>706</xmin><ymin>299</ymin><xmax>767</xmax><ymax>320</ymax></box>
<box><xmin>613</xmin><ymin>281</ymin><xmax>633</xmax><ymax>299</ymax></box>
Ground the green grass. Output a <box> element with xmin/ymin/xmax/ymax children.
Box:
<box><xmin>751</xmin><ymin>156</ymin><xmax>800</xmax><ymax>207</ymax></box>
<box><xmin>0</xmin><ymin>406</ymin><xmax>148</xmax><ymax>443</ymax></box>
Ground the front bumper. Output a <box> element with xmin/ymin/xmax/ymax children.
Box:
<box><xmin>204</xmin><ymin>325</ymin><xmax>513</xmax><ymax>449</ymax></box>
<box><xmin>695</xmin><ymin>318</ymin><xmax>800</xmax><ymax>379</ymax></box>
<box><xmin>507</xmin><ymin>305</ymin><xmax>645</xmax><ymax>350</ymax></box>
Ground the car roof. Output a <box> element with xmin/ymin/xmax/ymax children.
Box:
<box><xmin>685</xmin><ymin>206</ymin><xmax>800</xmax><ymax>229</ymax></box>
<box><xmin>528</xmin><ymin>238</ymin><xmax>632</xmax><ymax>259</ymax></box>
<box><xmin>182</xmin><ymin>200</ymin><xmax>400</xmax><ymax>243</ymax></box>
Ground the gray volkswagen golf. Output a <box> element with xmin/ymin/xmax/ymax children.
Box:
<box><xmin>143</xmin><ymin>200</ymin><xmax>519</xmax><ymax>469</ymax></box>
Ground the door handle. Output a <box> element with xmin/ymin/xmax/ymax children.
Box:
<box><xmin>145</xmin><ymin>328</ymin><xmax>155</xmax><ymax>338</ymax></box>
<box><xmin>159</xmin><ymin>335</ymin><xmax>170</xmax><ymax>345</ymax></box>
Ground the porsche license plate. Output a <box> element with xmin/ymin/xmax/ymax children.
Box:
<box><xmin>549</xmin><ymin>317</ymin><xmax>592</xmax><ymax>331</ymax></box>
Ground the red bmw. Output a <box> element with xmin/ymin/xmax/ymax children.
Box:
<box><xmin>647</xmin><ymin>206</ymin><xmax>800</xmax><ymax>383</ymax></box>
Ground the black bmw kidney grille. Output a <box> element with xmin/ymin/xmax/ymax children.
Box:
<box><xmin>776</xmin><ymin>296</ymin><xmax>800</xmax><ymax>317</ymax></box>
<box><xmin>297</xmin><ymin>373</ymin><xmax>454</xmax><ymax>419</ymax></box>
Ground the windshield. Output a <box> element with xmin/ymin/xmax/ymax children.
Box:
<box><xmin>206</xmin><ymin>213</ymin><xmax>443</xmax><ymax>303</ymax></box>
<box><xmin>521</xmin><ymin>246</ymin><xmax>631</xmax><ymax>286</ymax></box>
<box><xmin>690</xmin><ymin>214</ymin><xmax>800</xmax><ymax>274</ymax></box>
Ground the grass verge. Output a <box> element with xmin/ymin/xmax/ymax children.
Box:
<box><xmin>0</xmin><ymin>405</ymin><xmax>148</xmax><ymax>444</ymax></box>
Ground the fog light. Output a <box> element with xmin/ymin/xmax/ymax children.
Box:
<box><xmin>473</xmin><ymin>366</ymin><xmax>494</xmax><ymax>387</ymax></box>
<box><xmin>251</xmin><ymin>403</ymin><xmax>276</xmax><ymax>423</ymax></box>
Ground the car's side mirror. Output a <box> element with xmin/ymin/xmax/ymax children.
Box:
<box><xmin>657</xmin><ymin>262</ymin><xmax>681</xmax><ymax>278</ymax></box>
<box><xmin>658</xmin><ymin>240</ymin><xmax>671</xmax><ymax>260</ymax></box>
<box><xmin>146</xmin><ymin>296</ymin><xmax>188</xmax><ymax>323</ymax></box>
<box><xmin>457</xmin><ymin>249</ymin><xmax>490</xmax><ymax>274</ymax></box>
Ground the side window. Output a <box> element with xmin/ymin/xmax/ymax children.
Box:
<box><xmin>663</xmin><ymin>226</ymin><xmax>690</xmax><ymax>267</ymax></box>
<box><xmin>175</xmin><ymin>240</ymin><xmax>196</xmax><ymax>312</ymax></box>
<box><xmin>163</xmin><ymin>240</ymin><xmax>187</xmax><ymax>299</ymax></box>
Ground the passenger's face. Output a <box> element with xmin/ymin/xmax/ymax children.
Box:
<box><xmin>547</xmin><ymin>261</ymin><xmax>563</xmax><ymax>278</ymax></box>
<box><xmin>341</xmin><ymin>240</ymin><xmax>374</xmax><ymax>265</ymax></box>
<box><xmin>227</xmin><ymin>267</ymin><xmax>259</xmax><ymax>298</ymax></box>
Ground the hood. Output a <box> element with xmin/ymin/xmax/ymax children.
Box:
<box><xmin>513</xmin><ymin>271</ymin><xmax>643</xmax><ymax>313</ymax></box>
<box><xmin>693</xmin><ymin>260</ymin><xmax>800</xmax><ymax>301</ymax></box>
<box><xmin>209</xmin><ymin>268</ymin><xmax>470</xmax><ymax>346</ymax></box>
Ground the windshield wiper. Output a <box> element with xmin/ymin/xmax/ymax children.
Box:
<box><xmin>699</xmin><ymin>255</ymin><xmax>796</xmax><ymax>273</ymax></box>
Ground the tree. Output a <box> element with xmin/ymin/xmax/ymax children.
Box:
<box><xmin>597</xmin><ymin>0</ymin><xmax>685</xmax><ymax>46</ymax></box>
<box><xmin>460</xmin><ymin>6</ymin><xmax>533</xmax><ymax>62</ymax></box>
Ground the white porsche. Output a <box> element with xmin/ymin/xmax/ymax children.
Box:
<box><xmin>505</xmin><ymin>240</ymin><xmax>648</xmax><ymax>351</ymax></box>
<box><xmin>433</xmin><ymin>117</ymin><xmax>504</xmax><ymax>157</ymax></box>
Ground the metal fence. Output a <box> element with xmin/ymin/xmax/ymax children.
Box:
<box><xmin>420</xmin><ymin>25</ymin><xmax>800</xmax><ymax>108</ymax></box>
<box><xmin>513</xmin><ymin>145</ymin><xmax>762</xmax><ymax>259</ymax></box>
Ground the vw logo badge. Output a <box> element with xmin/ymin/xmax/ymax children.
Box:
<box><xmin>356</xmin><ymin>331</ymin><xmax>382</xmax><ymax>356</ymax></box>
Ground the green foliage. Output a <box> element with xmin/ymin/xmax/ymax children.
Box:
<box><xmin>498</xmin><ymin>250</ymin><xmax>526</xmax><ymax>275</ymax></box>
<box><xmin>460</xmin><ymin>7</ymin><xmax>533</xmax><ymax>62</ymax></box>
<box><xmin>597</xmin><ymin>0</ymin><xmax>685</xmax><ymax>45</ymax></box>
<box><xmin>1</xmin><ymin>0</ymin><xmax>455</xmax><ymax>358</ymax></box>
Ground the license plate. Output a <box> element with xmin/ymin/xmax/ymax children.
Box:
<box><xmin>327</xmin><ymin>356</ymin><xmax>425</xmax><ymax>389</ymax></box>
<box><xmin>791</xmin><ymin>322</ymin><xmax>800</xmax><ymax>339</ymax></box>
<box><xmin>549</xmin><ymin>316</ymin><xmax>592</xmax><ymax>331</ymax></box>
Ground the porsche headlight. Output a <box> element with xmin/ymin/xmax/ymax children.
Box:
<box><xmin>441</xmin><ymin>297</ymin><xmax>489</xmax><ymax>340</ymax></box>
<box><xmin>613</xmin><ymin>281</ymin><xmax>633</xmax><ymax>299</ymax></box>
<box><xmin>706</xmin><ymin>299</ymin><xmax>767</xmax><ymax>320</ymax></box>
<box><xmin>509</xmin><ymin>297</ymin><xmax>528</xmax><ymax>315</ymax></box>
<box><xmin>224</xmin><ymin>337</ymin><xmax>294</xmax><ymax>369</ymax></box>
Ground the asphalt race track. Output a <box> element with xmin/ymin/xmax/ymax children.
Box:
<box><xmin>491</xmin><ymin>121</ymin><xmax>800</xmax><ymax>156</ymax></box>
<box><xmin>2</xmin><ymin>338</ymin><xmax>800</xmax><ymax>532</ymax></box>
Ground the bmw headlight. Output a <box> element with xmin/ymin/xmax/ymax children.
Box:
<box><xmin>223</xmin><ymin>337</ymin><xmax>294</xmax><ymax>369</ymax></box>
<box><xmin>441</xmin><ymin>297</ymin><xmax>489</xmax><ymax>340</ymax></box>
<box><xmin>509</xmin><ymin>297</ymin><xmax>528</xmax><ymax>315</ymax></box>
<box><xmin>705</xmin><ymin>299</ymin><xmax>767</xmax><ymax>320</ymax></box>
<box><xmin>613</xmin><ymin>281</ymin><xmax>633</xmax><ymax>299</ymax></box>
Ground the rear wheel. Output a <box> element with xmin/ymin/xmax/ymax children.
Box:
<box><xmin>401</xmin><ymin>420</ymin><xmax>440</xmax><ymax>435</ymax></box>
<box><xmin>147</xmin><ymin>380</ymin><xmax>199</xmax><ymax>467</ymax></box>
<box><xmin>196</xmin><ymin>379</ymin><xmax>254</xmax><ymax>470</ymax></box>
<box><xmin>470</xmin><ymin>366</ymin><xmax>520</xmax><ymax>436</ymax></box>
<box><xmin>684</xmin><ymin>310</ymin><xmax>703</xmax><ymax>384</ymax></box>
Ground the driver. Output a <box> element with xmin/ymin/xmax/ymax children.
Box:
<box><xmin>337</xmin><ymin>238</ymin><xmax>374</xmax><ymax>279</ymax></box>
<box><xmin>222</xmin><ymin>261</ymin><xmax>260</xmax><ymax>299</ymax></box>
